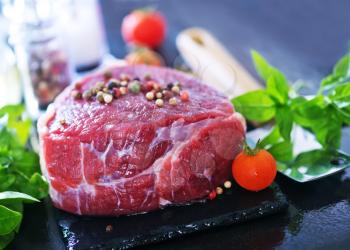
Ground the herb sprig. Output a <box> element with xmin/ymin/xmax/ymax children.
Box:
<box><xmin>0</xmin><ymin>105</ymin><xmax>48</xmax><ymax>249</ymax></box>
<box><xmin>232</xmin><ymin>51</ymin><xmax>350</xmax><ymax>163</ymax></box>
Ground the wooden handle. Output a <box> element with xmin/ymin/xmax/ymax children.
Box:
<box><xmin>176</xmin><ymin>28</ymin><xmax>262</xmax><ymax>97</ymax></box>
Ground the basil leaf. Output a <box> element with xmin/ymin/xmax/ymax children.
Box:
<box><xmin>260</xmin><ymin>126</ymin><xmax>282</xmax><ymax>148</ymax></box>
<box><xmin>251</xmin><ymin>50</ymin><xmax>272</xmax><ymax>81</ymax></box>
<box><xmin>11</xmin><ymin>150</ymin><xmax>40</xmax><ymax>178</ymax></box>
<box><xmin>321</xmin><ymin>54</ymin><xmax>350</xmax><ymax>90</ymax></box>
<box><xmin>311</xmin><ymin>110</ymin><xmax>342</xmax><ymax>149</ymax></box>
<box><xmin>0</xmin><ymin>231</ymin><xmax>15</xmax><ymax>249</ymax></box>
<box><xmin>329</xmin><ymin>82</ymin><xmax>350</xmax><ymax>106</ymax></box>
<box><xmin>268</xmin><ymin>141</ymin><xmax>293</xmax><ymax>162</ymax></box>
<box><xmin>0</xmin><ymin>205</ymin><xmax>22</xmax><ymax>236</ymax></box>
<box><xmin>232</xmin><ymin>90</ymin><xmax>276</xmax><ymax>122</ymax></box>
<box><xmin>293</xmin><ymin>95</ymin><xmax>327</xmax><ymax>127</ymax></box>
<box><xmin>0</xmin><ymin>191</ymin><xmax>39</xmax><ymax>203</ymax></box>
<box><xmin>0</xmin><ymin>105</ymin><xmax>31</xmax><ymax>146</ymax></box>
<box><xmin>276</xmin><ymin>106</ymin><xmax>293</xmax><ymax>141</ymax></box>
<box><xmin>0</xmin><ymin>174</ymin><xmax>15</xmax><ymax>192</ymax></box>
<box><xmin>266</xmin><ymin>71</ymin><xmax>289</xmax><ymax>104</ymax></box>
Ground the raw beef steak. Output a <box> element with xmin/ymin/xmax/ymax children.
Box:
<box><xmin>38</xmin><ymin>65</ymin><xmax>246</xmax><ymax>216</ymax></box>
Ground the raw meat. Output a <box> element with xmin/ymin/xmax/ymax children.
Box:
<box><xmin>38</xmin><ymin>65</ymin><xmax>246</xmax><ymax>216</ymax></box>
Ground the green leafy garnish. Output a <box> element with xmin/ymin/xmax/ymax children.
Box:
<box><xmin>0</xmin><ymin>104</ymin><xmax>48</xmax><ymax>249</ymax></box>
<box><xmin>232</xmin><ymin>50</ymin><xmax>350</xmax><ymax>170</ymax></box>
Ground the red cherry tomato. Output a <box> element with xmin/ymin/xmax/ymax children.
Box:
<box><xmin>121</xmin><ymin>9</ymin><xmax>166</xmax><ymax>48</ymax></box>
<box><xmin>232</xmin><ymin>148</ymin><xmax>277</xmax><ymax>192</ymax></box>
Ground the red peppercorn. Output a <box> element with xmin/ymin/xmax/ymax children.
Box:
<box><xmin>145</xmin><ymin>81</ymin><xmax>156</xmax><ymax>92</ymax></box>
<box><xmin>113</xmin><ymin>88</ymin><xmax>122</xmax><ymax>98</ymax></box>
<box><xmin>162</xmin><ymin>90</ymin><xmax>173</xmax><ymax>99</ymax></box>
<box><xmin>180</xmin><ymin>91</ymin><xmax>189</xmax><ymax>102</ymax></box>
<box><xmin>208</xmin><ymin>190</ymin><xmax>217</xmax><ymax>200</ymax></box>
<box><xmin>74</xmin><ymin>81</ymin><xmax>83</xmax><ymax>90</ymax></box>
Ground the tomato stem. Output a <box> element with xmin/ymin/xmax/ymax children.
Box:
<box><xmin>243</xmin><ymin>139</ymin><xmax>262</xmax><ymax>156</ymax></box>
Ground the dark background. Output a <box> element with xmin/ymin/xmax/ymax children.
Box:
<box><xmin>8</xmin><ymin>0</ymin><xmax>350</xmax><ymax>249</ymax></box>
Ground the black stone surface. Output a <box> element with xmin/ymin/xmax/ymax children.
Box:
<box><xmin>7</xmin><ymin>0</ymin><xmax>350</xmax><ymax>249</ymax></box>
<box><xmin>55</xmin><ymin>184</ymin><xmax>287</xmax><ymax>250</ymax></box>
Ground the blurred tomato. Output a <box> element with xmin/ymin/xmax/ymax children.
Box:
<box><xmin>121</xmin><ymin>9</ymin><xmax>166</xmax><ymax>48</ymax></box>
<box><xmin>125</xmin><ymin>47</ymin><xmax>164</xmax><ymax>66</ymax></box>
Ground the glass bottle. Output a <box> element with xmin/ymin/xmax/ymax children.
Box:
<box><xmin>4</xmin><ymin>0</ymin><xmax>73</xmax><ymax>118</ymax></box>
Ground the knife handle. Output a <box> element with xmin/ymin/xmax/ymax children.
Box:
<box><xmin>176</xmin><ymin>28</ymin><xmax>262</xmax><ymax>97</ymax></box>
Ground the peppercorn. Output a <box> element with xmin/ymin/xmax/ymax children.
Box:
<box><xmin>208</xmin><ymin>190</ymin><xmax>217</xmax><ymax>200</ymax></box>
<box><xmin>144</xmin><ymin>73</ymin><xmax>152</xmax><ymax>80</ymax></box>
<box><xmin>119</xmin><ymin>87</ymin><xmax>127</xmax><ymax>95</ymax></box>
<box><xmin>104</xmin><ymin>71</ymin><xmax>113</xmax><ymax>80</ymax></box>
<box><xmin>155</xmin><ymin>99</ymin><xmax>164</xmax><ymax>107</ymax></box>
<box><xmin>171</xmin><ymin>85</ymin><xmax>180</xmax><ymax>94</ymax></box>
<box><xmin>120</xmin><ymin>73</ymin><xmax>130</xmax><ymax>81</ymax></box>
<box><xmin>162</xmin><ymin>90</ymin><xmax>173</xmax><ymax>99</ymax></box>
<box><xmin>91</xmin><ymin>87</ymin><xmax>99</xmax><ymax>95</ymax></box>
<box><xmin>71</xmin><ymin>90</ymin><xmax>82</xmax><ymax>100</ymax></box>
<box><xmin>103</xmin><ymin>93</ymin><xmax>113</xmax><ymax>104</ymax></box>
<box><xmin>74</xmin><ymin>81</ymin><xmax>83</xmax><ymax>90</ymax></box>
<box><xmin>113</xmin><ymin>88</ymin><xmax>121</xmax><ymax>98</ymax></box>
<box><xmin>169</xmin><ymin>97</ymin><xmax>177</xmax><ymax>106</ymax></box>
<box><xmin>107</xmin><ymin>79</ymin><xmax>120</xmax><ymax>90</ymax></box>
<box><xmin>173</xmin><ymin>81</ymin><xmax>181</xmax><ymax>88</ymax></box>
<box><xmin>167</xmin><ymin>83</ymin><xmax>174</xmax><ymax>90</ymax></box>
<box><xmin>105</xmin><ymin>224</ymin><xmax>113</xmax><ymax>233</ymax></box>
<box><xmin>153</xmin><ymin>82</ymin><xmax>160</xmax><ymax>91</ymax></box>
<box><xmin>180</xmin><ymin>91</ymin><xmax>189</xmax><ymax>102</ymax></box>
<box><xmin>146</xmin><ymin>91</ymin><xmax>155</xmax><ymax>100</ymax></box>
<box><xmin>156</xmin><ymin>92</ymin><xmax>163</xmax><ymax>99</ymax></box>
<box><xmin>216</xmin><ymin>187</ymin><xmax>223</xmax><ymax>195</ymax></box>
<box><xmin>144</xmin><ymin>81</ymin><xmax>155</xmax><ymax>92</ymax></box>
<box><xmin>224</xmin><ymin>181</ymin><xmax>232</xmax><ymax>189</ymax></box>
<box><xmin>96</xmin><ymin>91</ymin><xmax>105</xmax><ymax>103</ymax></box>
<box><xmin>95</xmin><ymin>81</ymin><xmax>104</xmax><ymax>90</ymax></box>
<box><xmin>128</xmin><ymin>80</ymin><xmax>141</xmax><ymax>93</ymax></box>
<box><xmin>82</xmin><ymin>90</ymin><xmax>93</xmax><ymax>100</ymax></box>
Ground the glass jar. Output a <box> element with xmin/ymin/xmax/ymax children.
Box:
<box><xmin>4</xmin><ymin>0</ymin><xmax>73</xmax><ymax>118</ymax></box>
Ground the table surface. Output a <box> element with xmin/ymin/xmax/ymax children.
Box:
<box><xmin>8</xmin><ymin>0</ymin><xmax>350</xmax><ymax>249</ymax></box>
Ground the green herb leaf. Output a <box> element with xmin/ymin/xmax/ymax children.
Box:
<box><xmin>260</xmin><ymin>126</ymin><xmax>282</xmax><ymax>148</ymax></box>
<box><xmin>321</xmin><ymin>54</ymin><xmax>350</xmax><ymax>90</ymax></box>
<box><xmin>0</xmin><ymin>205</ymin><xmax>22</xmax><ymax>236</ymax></box>
<box><xmin>251</xmin><ymin>50</ymin><xmax>272</xmax><ymax>81</ymax></box>
<box><xmin>275</xmin><ymin>106</ymin><xmax>293</xmax><ymax>141</ymax></box>
<box><xmin>267</xmin><ymin>141</ymin><xmax>293</xmax><ymax>162</ymax></box>
<box><xmin>0</xmin><ymin>231</ymin><xmax>15</xmax><ymax>249</ymax></box>
<box><xmin>329</xmin><ymin>82</ymin><xmax>350</xmax><ymax>106</ymax></box>
<box><xmin>0</xmin><ymin>105</ymin><xmax>31</xmax><ymax>146</ymax></box>
<box><xmin>310</xmin><ymin>107</ymin><xmax>342</xmax><ymax>149</ymax></box>
<box><xmin>0</xmin><ymin>191</ymin><xmax>39</xmax><ymax>203</ymax></box>
<box><xmin>232</xmin><ymin>90</ymin><xmax>276</xmax><ymax>122</ymax></box>
<box><xmin>292</xmin><ymin>95</ymin><xmax>327</xmax><ymax>128</ymax></box>
<box><xmin>266</xmin><ymin>71</ymin><xmax>289</xmax><ymax>104</ymax></box>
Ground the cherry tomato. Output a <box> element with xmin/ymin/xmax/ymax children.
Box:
<box><xmin>121</xmin><ymin>9</ymin><xmax>166</xmax><ymax>48</ymax></box>
<box><xmin>232</xmin><ymin>147</ymin><xmax>277</xmax><ymax>192</ymax></box>
<box><xmin>125</xmin><ymin>47</ymin><xmax>164</xmax><ymax>66</ymax></box>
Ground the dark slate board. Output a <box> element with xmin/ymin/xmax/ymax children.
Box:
<box><xmin>55</xmin><ymin>183</ymin><xmax>287</xmax><ymax>249</ymax></box>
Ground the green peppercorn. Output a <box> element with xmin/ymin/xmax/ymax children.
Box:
<box><xmin>96</xmin><ymin>91</ymin><xmax>105</xmax><ymax>103</ymax></box>
<box><xmin>82</xmin><ymin>90</ymin><xmax>93</xmax><ymax>100</ymax></box>
<box><xmin>128</xmin><ymin>80</ymin><xmax>141</xmax><ymax>93</ymax></box>
<box><xmin>95</xmin><ymin>81</ymin><xmax>105</xmax><ymax>90</ymax></box>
